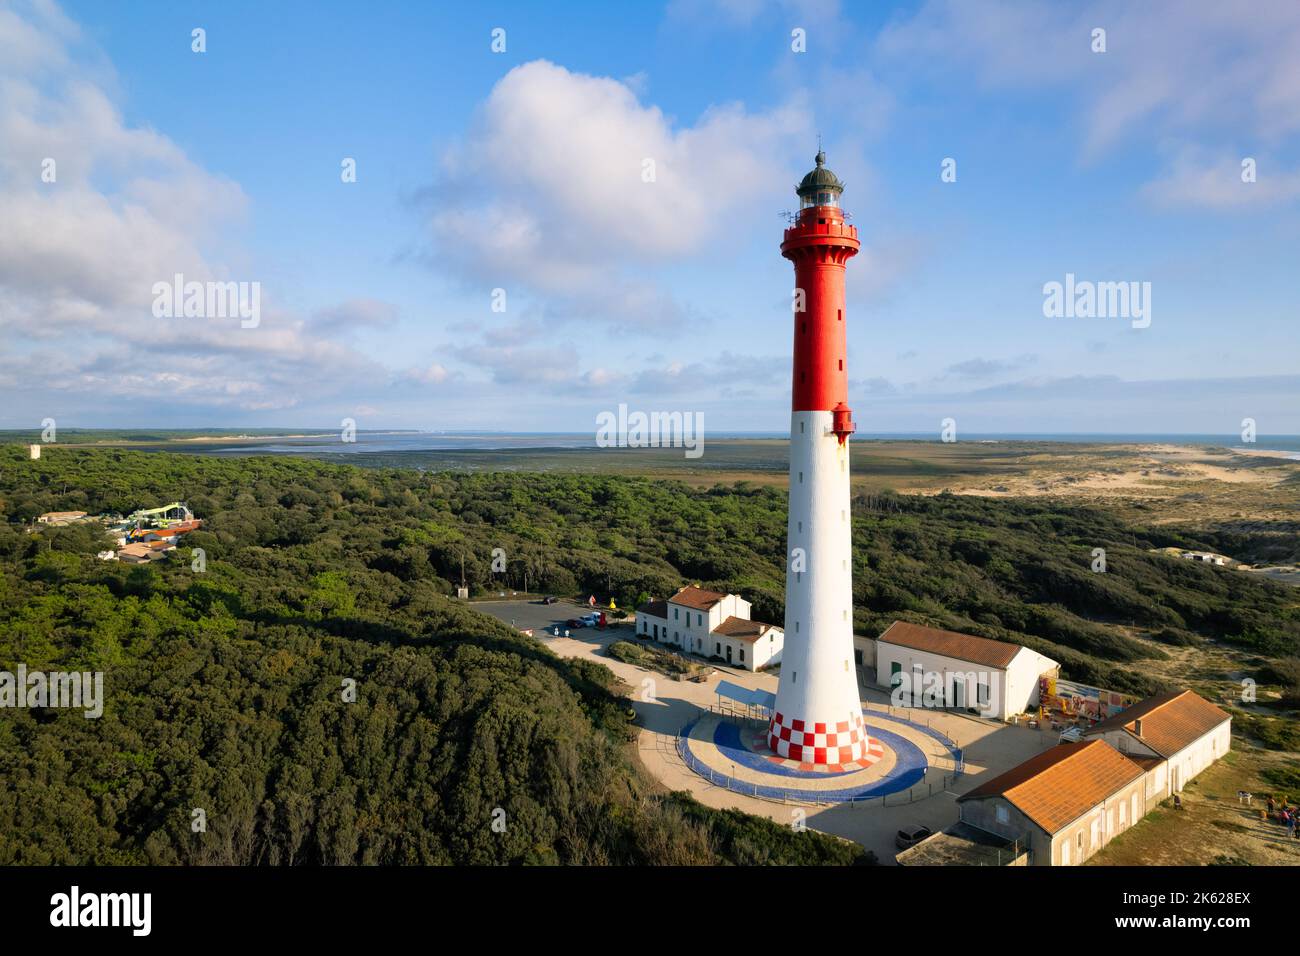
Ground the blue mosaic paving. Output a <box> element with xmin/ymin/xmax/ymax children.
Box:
<box><xmin>679</xmin><ymin>710</ymin><xmax>963</xmax><ymax>803</ymax></box>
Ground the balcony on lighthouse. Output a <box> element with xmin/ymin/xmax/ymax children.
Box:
<box><xmin>831</xmin><ymin>402</ymin><xmax>856</xmax><ymax>443</ymax></box>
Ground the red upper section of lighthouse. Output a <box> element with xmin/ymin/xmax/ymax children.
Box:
<box><xmin>782</xmin><ymin>151</ymin><xmax>859</xmax><ymax>416</ymax></box>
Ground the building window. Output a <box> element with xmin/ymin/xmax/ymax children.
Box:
<box><xmin>715</xmin><ymin>643</ymin><xmax>721</xmax><ymax>655</ymax></box>
<box><xmin>792</xmin><ymin>671</ymin><xmax>797</xmax><ymax>683</ymax></box>
<box><xmin>996</xmin><ymin>805</ymin><xmax>1009</xmax><ymax>824</ymax></box>
<box><xmin>799</xmin><ymin>472</ymin><xmax>804</xmax><ymax>483</ymax></box>
<box><xmin>674</xmin><ymin>608</ymin><xmax>678</xmax><ymax>620</ymax></box>
<box><xmin>697</xmin><ymin>613</ymin><xmax>703</xmax><ymax>627</ymax></box>
<box><xmin>838</xmin><ymin>359</ymin><xmax>843</xmax><ymax>371</ymax></box>
<box><xmin>739</xmin><ymin>649</ymin><xmax>745</xmax><ymax>663</ymax></box>
<box><xmin>800</xmin><ymin>421</ymin><xmax>805</xmax><ymax>433</ymax></box>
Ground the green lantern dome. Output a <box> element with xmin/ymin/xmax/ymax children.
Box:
<box><xmin>796</xmin><ymin>150</ymin><xmax>845</xmax><ymax>206</ymax></box>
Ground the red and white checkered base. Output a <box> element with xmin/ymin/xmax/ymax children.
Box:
<box><xmin>767</xmin><ymin>709</ymin><xmax>877</xmax><ymax>768</ymax></box>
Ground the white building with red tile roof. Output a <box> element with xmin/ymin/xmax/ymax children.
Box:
<box><xmin>956</xmin><ymin>739</ymin><xmax>1149</xmax><ymax>866</ymax></box>
<box><xmin>635</xmin><ymin>585</ymin><xmax>783</xmax><ymax>671</ymax></box>
<box><xmin>875</xmin><ymin>620</ymin><xmax>1059</xmax><ymax>721</ymax></box>
<box><xmin>1083</xmin><ymin>689</ymin><xmax>1231</xmax><ymax>798</ymax></box>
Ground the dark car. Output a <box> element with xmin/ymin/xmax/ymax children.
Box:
<box><xmin>895</xmin><ymin>825</ymin><xmax>932</xmax><ymax>850</ymax></box>
<box><xmin>542</xmin><ymin>596</ymin><xmax>559</xmax><ymax>605</ymax></box>
<box><xmin>565</xmin><ymin>618</ymin><xmax>585</xmax><ymax>629</ymax></box>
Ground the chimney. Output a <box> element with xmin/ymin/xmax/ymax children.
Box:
<box><xmin>1134</xmin><ymin>718</ymin><xmax>1143</xmax><ymax>737</ymax></box>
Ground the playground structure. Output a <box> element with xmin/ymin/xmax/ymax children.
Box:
<box><xmin>125</xmin><ymin>502</ymin><xmax>193</xmax><ymax>530</ymax></box>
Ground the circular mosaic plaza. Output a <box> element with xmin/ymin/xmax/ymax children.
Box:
<box><xmin>677</xmin><ymin>709</ymin><xmax>962</xmax><ymax>803</ymax></box>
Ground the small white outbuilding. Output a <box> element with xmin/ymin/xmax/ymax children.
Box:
<box><xmin>875</xmin><ymin>621</ymin><xmax>1059</xmax><ymax>720</ymax></box>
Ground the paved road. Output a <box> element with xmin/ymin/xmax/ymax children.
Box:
<box><xmin>466</xmin><ymin>597</ymin><xmax>593</xmax><ymax>635</ymax></box>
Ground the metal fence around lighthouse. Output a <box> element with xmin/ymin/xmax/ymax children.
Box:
<box><xmin>674</xmin><ymin>708</ymin><xmax>965</xmax><ymax>808</ymax></box>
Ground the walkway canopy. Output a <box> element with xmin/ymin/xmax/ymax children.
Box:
<box><xmin>715</xmin><ymin>680</ymin><xmax>776</xmax><ymax>719</ymax></box>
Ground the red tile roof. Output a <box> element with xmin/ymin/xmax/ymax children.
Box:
<box><xmin>712</xmin><ymin>615</ymin><xmax>776</xmax><ymax>643</ymax></box>
<box><xmin>637</xmin><ymin>599</ymin><xmax>668</xmax><ymax>619</ymax></box>
<box><xmin>879</xmin><ymin>620</ymin><xmax>1024</xmax><ymax>669</ymax></box>
<box><xmin>959</xmin><ymin>740</ymin><xmax>1144</xmax><ymax>835</ymax></box>
<box><xmin>1084</xmin><ymin>690</ymin><xmax>1229</xmax><ymax>758</ymax></box>
<box><xmin>668</xmin><ymin>585</ymin><xmax>726</xmax><ymax>611</ymax></box>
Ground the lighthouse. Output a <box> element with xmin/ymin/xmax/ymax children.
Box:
<box><xmin>768</xmin><ymin>150</ymin><xmax>872</xmax><ymax>766</ymax></box>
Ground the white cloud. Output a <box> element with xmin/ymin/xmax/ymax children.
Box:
<box><xmin>1141</xmin><ymin>150</ymin><xmax>1300</xmax><ymax>209</ymax></box>
<box><xmin>0</xmin><ymin>1</ymin><xmax>391</xmax><ymax>416</ymax></box>
<box><xmin>877</xmin><ymin>0</ymin><xmax>1300</xmax><ymax>159</ymax></box>
<box><xmin>427</xmin><ymin>60</ymin><xmax>807</xmax><ymax>328</ymax></box>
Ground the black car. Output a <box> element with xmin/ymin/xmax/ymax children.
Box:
<box><xmin>542</xmin><ymin>596</ymin><xmax>559</xmax><ymax>604</ymax></box>
<box><xmin>895</xmin><ymin>825</ymin><xmax>933</xmax><ymax>850</ymax></box>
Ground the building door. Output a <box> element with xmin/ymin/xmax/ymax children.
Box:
<box><xmin>652</xmin><ymin>624</ymin><xmax>658</xmax><ymax>639</ymax></box>
<box><xmin>725</xmin><ymin>645</ymin><xmax>733</xmax><ymax>663</ymax></box>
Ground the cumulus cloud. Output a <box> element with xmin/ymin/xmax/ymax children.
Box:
<box><xmin>426</xmin><ymin>60</ymin><xmax>807</xmax><ymax>329</ymax></box>
<box><xmin>0</xmin><ymin>0</ymin><xmax>390</xmax><ymax>417</ymax></box>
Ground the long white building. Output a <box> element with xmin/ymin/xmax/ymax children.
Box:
<box><xmin>875</xmin><ymin>621</ymin><xmax>1060</xmax><ymax>721</ymax></box>
<box><xmin>1083</xmin><ymin>689</ymin><xmax>1231</xmax><ymax>797</ymax></box>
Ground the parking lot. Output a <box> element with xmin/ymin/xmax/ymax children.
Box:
<box><xmin>468</xmin><ymin>597</ymin><xmax>609</xmax><ymax>637</ymax></box>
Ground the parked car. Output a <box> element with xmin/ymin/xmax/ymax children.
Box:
<box><xmin>895</xmin><ymin>825</ymin><xmax>933</xmax><ymax>850</ymax></box>
<box><xmin>566</xmin><ymin>618</ymin><xmax>585</xmax><ymax>629</ymax></box>
<box><xmin>542</xmin><ymin>596</ymin><xmax>558</xmax><ymax>605</ymax></box>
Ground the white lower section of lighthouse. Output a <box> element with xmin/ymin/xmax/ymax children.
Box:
<box><xmin>768</xmin><ymin>410</ymin><xmax>870</xmax><ymax>764</ymax></box>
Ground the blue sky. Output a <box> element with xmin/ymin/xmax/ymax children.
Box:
<box><xmin>1</xmin><ymin>0</ymin><xmax>1297</xmax><ymax>434</ymax></box>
